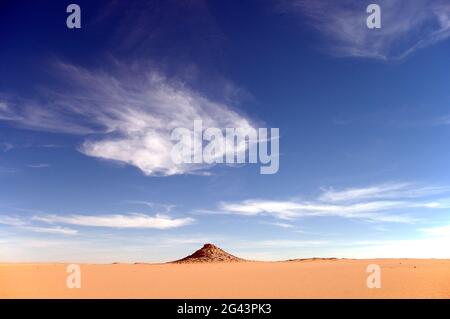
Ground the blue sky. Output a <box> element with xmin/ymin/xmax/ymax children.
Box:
<box><xmin>1</xmin><ymin>0</ymin><xmax>450</xmax><ymax>262</ymax></box>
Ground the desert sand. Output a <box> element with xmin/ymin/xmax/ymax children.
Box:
<box><xmin>1</xmin><ymin>244</ymin><xmax>450</xmax><ymax>298</ymax></box>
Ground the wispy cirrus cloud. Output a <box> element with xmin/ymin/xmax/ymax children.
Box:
<box><xmin>0</xmin><ymin>166</ymin><xmax>19</xmax><ymax>174</ymax></box>
<box><xmin>27</xmin><ymin>163</ymin><xmax>51</xmax><ymax>169</ymax></box>
<box><xmin>280</xmin><ymin>0</ymin><xmax>450</xmax><ymax>60</ymax></box>
<box><xmin>260</xmin><ymin>221</ymin><xmax>295</xmax><ymax>229</ymax></box>
<box><xmin>0</xmin><ymin>216</ymin><xmax>78</xmax><ymax>235</ymax></box>
<box><xmin>33</xmin><ymin>213</ymin><xmax>194</xmax><ymax>229</ymax></box>
<box><xmin>237</xmin><ymin>239</ymin><xmax>329</xmax><ymax>249</ymax></box>
<box><xmin>0</xmin><ymin>62</ymin><xmax>256</xmax><ymax>176</ymax></box>
<box><xmin>220</xmin><ymin>199</ymin><xmax>419</xmax><ymax>222</ymax></box>
<box><xmin>217</xmin><ymin>182</ymin><xmax>450</xmax><ymax>223</ymax></box>
<box><xmin>0</xmin><ymin>142</ymin><xmax>14</xmax><ymax>152</ymax></box>
<box><xmin>20</xmin><ymin>226</ymin><xmax>78</xmax><ymax>236</ymax></box>
<box><xmin>122</xmin><ymin>200</ymin><xmax>177</xmax><ymax>213</ymax></box>
<box><xmin>0</xmin><ymin>216</ymin><xmax>27</xmax><ymax>227</ymax></box>
<box><xmin>435</xmin><ymin>115</ymin><xmax>450</xmax><ymax>126</ymax></box>
<box><xmin>319</xmin><ymin>182</ymin><xmax>449</xmax><ymax>202</ymax></box>
<box><xmin>1</xmin><ymin>210</ymin><xmax>193</xmax><ymax>235</ymax></box>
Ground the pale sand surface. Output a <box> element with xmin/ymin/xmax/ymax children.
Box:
<box><xmin>1</xmin><ymin>259</ymin><xmax>450</xmax><ymax>298</ymax></box>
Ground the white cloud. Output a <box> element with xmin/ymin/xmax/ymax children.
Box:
<box><xmin>0</xmin><ymin>216</ymin><xmax>78</xmax><ymax>235</ymax></box>
<box><xmin>282</xmin><ymin>0</ymin><xmax>450</xmax><ymax>60</ymax></box>
<box><xmin>218</xmin><ymin>182</ymin><xmax>450</xmax><ymax>222</ymax></box>
<box><xmin>0</xmin><ymin>166</ymin><xmax>18</xmax><ymax>174</ymax></box>
<box><xmin>33</xmin><ymin>213</ymin><xmax>194</xmax><ymax>229</ymax></box>
<box><xmin>0</xmin><ymin>142</ymin><xmax>14</xmax><ymax>152</ymax></box>
<box><xmin>246</xmin><ymin>239</ymin><xmax>328</xmax><ymax>248</ymax></box>
<box><xmin>261</xmin><ymin>221</ymin><xmax>295</xmax><ymax>228</ymax></box>
<box><xmin>21</xmin><ymin>226</ymin><xmax>78</xmax><ymax>236</ymax></box>
<box><xmin>435</xmin><ymin>115</ymin><xmax>450</xmax><ymax>126</ymax></box>
<box><xmin>0</xmin><ymin>216</ymin><xmax>27</xmax><ymax>227</ymax></box>
<box><xmin>0</xmin><ymin>62</ymin><xmax>256</xmax><ymax>176</ymax></box>
<box><xmin>0</xmin><ymin>101</ymin><xmax>7</xmax><ymax>111</ymax></box>
<box><xmin>319</xmin><ymin>182</ymin><xmax>449</xmax><ymax>202</ymax></box>
<box><xmin>220</xmin><ymin>199</ymin><xmax>418</xmax><ymax>222</ymax></box>
<box><xmin>27</xmin><ymin>163</ymin><xmax>51</xmax><ymax>168</ymax></box>
<box><xmin>123</xmin><ymin>201</ymin><xmax>177</xmax><ymax>215</ymax></box>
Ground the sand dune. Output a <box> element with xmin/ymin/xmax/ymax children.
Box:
<box><xmin>2</xmin><ymin>259</ymin><xmax>450</xmax><ymax>298</ymax></box>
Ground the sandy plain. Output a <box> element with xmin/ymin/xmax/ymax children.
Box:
<box><xmin>1</xmin><ymin>259</ymin><xmax>450</xmax><ymax>298</ymax></box>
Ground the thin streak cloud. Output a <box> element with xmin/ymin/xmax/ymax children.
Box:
<box><xmin>33</xmin><ymin>213</ymin><xmax>194</xmax><ymax>229</ymax></box>
<box><xmin>217</xmin><ymin>182</ymin><xmax>450</xmax><ymax>222</ymax></box>
<box><xmin>281</xmin><ymin>0</ymin><xmax>450</xmax><ymax>60</ymax></box>
<box><xmin>319</xmin><ymin>182</ymin><xmax>450</xmax><ymax>202</ymax></box>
